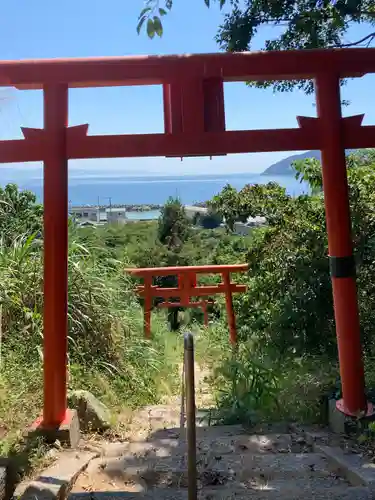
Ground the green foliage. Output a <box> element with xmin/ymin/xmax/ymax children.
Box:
<box><xmin>243</xmin><ymin>194</ymin><xmax>333</xmax><ymax>357</ymax></box>
<box><xmin>137</xmin><ymin>1</ymin><xmax>171</xmax><ymax>37</ymax></box>
<box><xmin>0</xmin><ymin>184</ymin><xmax>42</xmax><ymax>246</ymax></box>
<box><xmin>0</xmin><ymin>234</ymin><xmax>43</xmax><ymax>344</ymax></box>
<box><xmin>198</xmin><ymin>211</ymin><xmax>222</xmax><ymax>230</ymax></box>
<box><xmin>211</xmin><ymin>149</ymin><xmax>375</xmax><ymax>364</ymax></box>
<box><xmin>157</xmin><ymin>196</ymin><xmax>191</xmax><ymax>250</ymax></box>
<box><xmin>155</xmin><ymin>198</ymin><xmax>191</xmax><ymax>330</ymax></box>
<box><xmin>212</xmin><ymin>345</ymin><xmax>280</xmax><ymax>425</ymax></box>
<box><xmin>209</xmin><ymin>185</ymin><xmax>240</xmax><ymax>231</ymax></box>
<box><xmin>216</xmin><ymin>0</ymin><xmax>375</xmax><ymax>95</ymax></box>
<box><xmin>275</xmin><ymin>356</ymin><xmax>339</xmax><ymax>423</ymax></box>
<box><xmin>210</xmin><ymin>181</ymin><xmax>291</xmax><ymax>230</ymax></box>
<box><xmin>138</xmin><ymin>0</ymin><xmax>375</xmax><ymax>94</ymax></box>
<box><xmin>195</xmin><ymin>321</ymin><xmax>339</xmax><ymax>426</ymax></box>
<box><xmin>294</xmin><ymin>158</ymin><xmax>323</xmax><ymax>195</ymax></box>
<box><xmin>0</xmin><ymin>224</ymin><xmax>176</xmax><ymax>398</ymax></box>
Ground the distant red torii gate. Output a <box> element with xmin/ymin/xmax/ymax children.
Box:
<box><xmin>127</xmin><ymin>264</ymin><xmax>248</xmax><ymax>343</ymax></box>
<box><xmin>0</xmin><ymin>48</ymin><xmax>374</xmax><ymax>432</ymax></box>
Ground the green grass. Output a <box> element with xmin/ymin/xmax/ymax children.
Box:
<box><xmin>0</xmin><ymin>356</ymin><xmax>42</xmax><ymax>456</ymax></box>
<box><xmin>0</xmin><ymin>309</ymin><xmax>184</xmax><ymax>454</ymax></box>
<box><xmin>193</xmin><ymin>321</ymin><xmax>341</xmax><ymax>427</ymax></box>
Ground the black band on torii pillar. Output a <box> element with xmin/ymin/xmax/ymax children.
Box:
<box><xmin>329</xmin><ymin>255</ymin><xmax>356</xmax><ymax>278</ymax></box>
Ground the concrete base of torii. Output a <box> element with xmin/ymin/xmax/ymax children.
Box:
<box><xmin>29</xmin><ymin>409</ymin><xmax>80</xmax><ymax>448</ymax></box>
<box><xmin>328</xmin><ymin>399</ymin><xmax>375</xmax><ymax>434</ymax></box>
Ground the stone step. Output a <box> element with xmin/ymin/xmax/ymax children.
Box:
<box><xmin>101</xmin><ymin>433</ymin><xmax>309</xmax><ymax>460</ymax></box>
<box><xmin>124</xmin><ymin>470</ymin><xmax>348</xmax><ymax>490</ymax></box>
<box><xmin>102</xmin><ymin>452</ymin><xmax>339</xmax><ymax>485</ymax></box>
<box><xmin>70</xmin><ymin>485</ymin><xmax>372</xmax><ymax>500</ymax></box>
<box><xmin>146</xmin><ymin>424</ymin><xmax>246</xmax><ymax>441</ymax></box>
<box><xmin>135</xmin><ymin>408</ymin><xmax>217</xmax><ymax>428</ymax></box>
<box><xmin>194</xmin><ymin>433</ymin><xmax>308</xmax><ymax>455</ymax></box>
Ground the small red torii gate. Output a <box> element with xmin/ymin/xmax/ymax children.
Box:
<box><xmin>0</xmin><ymin>48</ymin><xmax>374</xmax><ymax>435</ymax></box>
<box><xmin>127</xmin><ymin>264</ymin><xmax>248</xmax><ymax>343</ymax></box>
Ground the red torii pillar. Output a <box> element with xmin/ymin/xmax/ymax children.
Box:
<box><xmin>315</xmin><ymin>74</ymin><xmax>370</xmax><ymax>417</ymax></box>
<box><xmin>30</xmin><ymin>84</ymin><xmax>78</xmax><ymax>443</ymax></box>
<box><xmin>43</xmin><ymin>84</ymin><xmax>69</xmax><ymax>428</ymax></box>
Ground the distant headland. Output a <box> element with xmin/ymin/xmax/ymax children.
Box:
<box><xmin>262</xmin><ymin>149</ymin><xmax>356</xmax><ymax>176</ymax></box>
<box><xmin>262</xmin><ymin>151</ymin><xmax>321</xmax><ymax>176</ymax></box>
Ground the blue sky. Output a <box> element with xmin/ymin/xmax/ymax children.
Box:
<box><xmin>0</xmin><ymin>0</ymin><xmax>374</xmax><ymax>177</ymax></box>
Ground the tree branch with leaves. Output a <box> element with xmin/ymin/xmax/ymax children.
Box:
<box><xmin>138</xmin><ymin>0</ymin><xmax>375</xmax><ymax>94</ymax></box>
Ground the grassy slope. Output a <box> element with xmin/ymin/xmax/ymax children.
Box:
<box><xmin>1</xmin><ymin>222</ymin><xmax>243</xmax><ymax>452</ymax></box>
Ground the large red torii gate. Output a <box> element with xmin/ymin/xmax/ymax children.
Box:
<box><xmin>0</xmin><ymin>48</ymin><xmax>375</xmax><ymax>434</ymax></box>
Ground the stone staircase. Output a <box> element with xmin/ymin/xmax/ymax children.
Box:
<box><xmin>69</xmin><ymin>412</ymin><xmax>373</xmax><ymax>500</ymax></box>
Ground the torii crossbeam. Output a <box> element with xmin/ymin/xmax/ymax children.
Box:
<box><xmin>0</xmin><ymin>48</ymin><xmax>374</xmax><ymax>437</ymax></box>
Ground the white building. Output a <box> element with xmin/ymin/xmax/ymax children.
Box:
<box><xmin>70</xmin><ymin>206</ymin><xmax>100</xmax><ymax>223</ymax></box>
<box><xmin>106</xmin><ymin>207</ymin><xmax>127</xmax><ymax>224</ymax></box>
<box><xmin>184</xmin><ymin>205</ymin><xmax>208</xmax><ymax>220</ymax></box>
<box><xmin>69</xmin><ymin>206</ymin><xmax>128</xmax><ymax>225</ymax></box>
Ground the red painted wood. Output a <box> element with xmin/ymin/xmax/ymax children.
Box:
<box><xmin>1</xmin><ymin>123</ymin><xmax>373</xmax><ymax>163</ymax></box>
<box><xmin>181</xmin><ymin>79</ymin><xmax>205</xmax><ymax>134</ymax></box>
<box><xmin>42</xmin><ymin>84</ymin><xmax>69</xmax><ymax>428</ymax></box>
<box><xmin>163</xmin><ymin>82</ymin><xmax>182</xmax><ymax>134</ymax></box>
<box><xmin>189</xmin><ymin>274</ymin><xmax>197</xmax><ymax>288</ymax></box>
<box><xmin>315</xmin><ymin>73</ymin><xmax>366</xmax><ymax>415</ymax></box>
<box><xmin>0</xmin><ymin>48</ymin><xmax>373</xmax><ymax>88</ymax></box>
<box><xmin>222</xmin><ymin>272</ymin><xmax>237</xmax><ymax>344</ymax></box>
<box><xmin>203</xmin><ymin>78</ymin><xmax>225</xmax><ymax>133</ymax></box>
<box><xmin>157</xmin><ymin>300</ymin><xmax>214</xmax><ymax>308</ymax></box>
<box><xmin>128</xmin><ymin>264</ymin><xmax>248</xmax><ymax>276</ymax></box>
<box><xmin>143</xmin><ymin>275</ymin><xmax>153</xmax><ymax>339</ymax></box>
<box><xmin>130</xmin><ymin>266</ymin><xmax>247</xmax><ymax>340</ymax></box>
<box><xmin>67</xmin><ymin>129</ymin><xmax>320</xmax><ymax>158</ymax></box>
<box><xmin>136</xmin><ymin>284</ymin><xmax>247</xmax><ymax>298</ymax></box>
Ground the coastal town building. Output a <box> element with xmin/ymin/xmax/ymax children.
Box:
<box><xmin>70</xmin><ymin>204</ymin><xmax>210</xmax><ymax>226</ymax></box>
<box><xmin>69</xmin><ymin>206</ymin><xmax>101</xmax><ymax>223</ymax></box>
<box><xmin>106</xmin><ymin>207</ymin><xmax>127</xmax><ymax>224</ymax></box>
<box><xmin>69</xmin><ymin>204</ymin><xmax>266</xmax><ymax>233</ymax></box>
<box><xmin>69</xmin><ymin>205</ymin><xmax>127</xmax><ymax>225</ymax></box>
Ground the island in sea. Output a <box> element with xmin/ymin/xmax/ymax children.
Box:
<box><xmin>262</xmin><ymin>149</ymin><xmax>357</xmax><ymax>176</ymax></box>
<box><xmin>262</xmin><ymin>151</ymin><xmax>321</xmax><ymax>176</ymax></box>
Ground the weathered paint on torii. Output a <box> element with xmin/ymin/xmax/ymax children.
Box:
<box><xmin>0</xmin><ymin>48</ymin><xmax>374</xmax><ymax>430</ymax></box>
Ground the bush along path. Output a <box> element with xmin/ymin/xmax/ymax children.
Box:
<box><xmin>67</xmin><ymin>363</ymin><xmax>375</xmax><ymax>500</ymax></box>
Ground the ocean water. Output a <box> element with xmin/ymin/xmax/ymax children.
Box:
<box><xmin>20</xmin><ymin>173</ymin><xmax>309</xmax><ymax>206</ymax></box>
<box><xmin>126</xmin><ymin>209</ymin><xmax>161</xmax><ymax>220</ymax></box>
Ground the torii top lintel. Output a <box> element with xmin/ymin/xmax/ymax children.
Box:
<box><xmin>0</xmin><ymin>48</ymin><xmax>374</xmax><ymax>88</ymax></box>
<box><xmin>0</xmin><ymin>48</ymin><xmax>375</xmax><ymax>163</ymax></box>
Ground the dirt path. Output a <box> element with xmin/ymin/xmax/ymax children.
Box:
<box><xmin>72</xmin><ymin>362</ymin><xmax>214</xmax><ymax>494</ymax></box>
<box><xmin>120</xmin><ymin>361</ymin><xmax>214</xmax><ymax>441</ymax></box>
